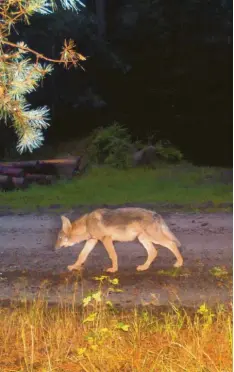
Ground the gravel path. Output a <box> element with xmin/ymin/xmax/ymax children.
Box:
<box><xmin>0</xmin><ymin>211</ymin><xmax>232</xmax><ymax>308</ymax></box>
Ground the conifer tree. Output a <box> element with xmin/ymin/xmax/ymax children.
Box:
<box><xmin>0</xmin><ymin>0</ymin><xmax>86</xmax><ymax>153</ymax></box>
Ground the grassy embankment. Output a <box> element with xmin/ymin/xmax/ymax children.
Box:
<box><xmin>0</xmin><ymin>164</ymin><xmax>232</xmax><ymax>211</ymax></box>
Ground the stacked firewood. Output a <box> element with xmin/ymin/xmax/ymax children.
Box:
<box><xmin>0</xmin><ymin>156</ymin><xmax>81</xmax><ymax>191</ymax></box>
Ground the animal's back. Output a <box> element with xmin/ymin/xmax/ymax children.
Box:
<box><xmin>99</xmin><ymin>207</ymin><xmax>159</xmax><ymax>226</ymax></box>
<box><xmin>86</xmin><ymin>207</ymin><xmax>162</xmax><ymax>242</ymax></box>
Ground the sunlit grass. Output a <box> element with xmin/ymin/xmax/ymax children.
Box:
<box><xmin>0</xmin><ymin>277</ymin><xmax>232</xmax><ymax>372</ymax></box>
<box><xmin>0</xmin><ymin>164</ymin><xmax>232</xmax><ymax>210</ymax></box>
<box><xmin>209</xmin><ymin>266</ymin><xmax>229</xmax><ymax>279</ymax></box>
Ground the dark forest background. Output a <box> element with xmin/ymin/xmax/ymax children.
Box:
<box><xmin>2</xmin><ymin>0</ymin><xmax>233</xmax><ymax>167</ymax></box>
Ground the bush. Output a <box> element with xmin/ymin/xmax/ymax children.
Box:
<box><xmin>155</xmin><ymin>140</ymin><xmax>184</xmax><ymax>162</ymax></box>
<box><xmin>88</xmin><ymin>122</ymin><xmax>133</xmax><ymax>168</ymax></box>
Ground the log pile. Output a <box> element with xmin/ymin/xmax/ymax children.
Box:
<box><xmin>0</xmin><ymin>156</ymin><xmax>81</xmax><ymax>191</ymax></box>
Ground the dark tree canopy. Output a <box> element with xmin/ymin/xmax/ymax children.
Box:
<box><xmin>1</xmin><ymin>0</ymin><xmax>232</xmax><ymax>166</ymax></box>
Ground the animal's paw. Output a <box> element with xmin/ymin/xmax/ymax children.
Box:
<box><xmin>67</xmin><ymin>264</ymin><xmax>81</xmax><ymax>272</ymax></box>
<box><xmin>173</xmin><ymin>261</ymin><xmax>183</xmax><ymax>268</ymax></box>
<box><xmin>105</xmin><ymin>267</ymin><xmax>118</xmax><ymax>273</ymax></box>
<box><xmin>136</xmin><ymin>264</ymin><xmax>148</xmax><ymax>271</ymax></box>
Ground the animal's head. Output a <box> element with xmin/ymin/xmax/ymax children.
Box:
<box><xmin>55</xmin><ymin>215</ymin><xmax>89</xmax><ymax>250</ymax></box>
<box><xmin>55</xmin><ymin>216</ymin><xmax>73</xmax><ymax>250</ymax></box>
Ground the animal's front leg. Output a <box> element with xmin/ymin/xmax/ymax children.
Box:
<box><xmin>68</xmin><ymin>238</ymin><xmax>98</xmax><ymax>271</ymax></box>
<box><xmin>137</xmin><ymin>234</ymin><xmax>157</xmax><ymax>271</ymax></box>
<box><xmin>102</xmin><ymin>236</ymin><xmax>118</xmax><ymax>273</ymax></box>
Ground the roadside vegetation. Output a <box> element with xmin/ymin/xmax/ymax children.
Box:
<box><xmin>1</xmin><ymin>124</ymin><xmax>232</xmax><ymax>211</ymax></box>
<box><xmin>0</xmin><ymin>164</ymin><xmax>232</xmax><ymax>211</ymax></box>
<box><xmin>0</xmin><ymin>277</ymin><xmax>232</xmax><ymax>372</ymax></box>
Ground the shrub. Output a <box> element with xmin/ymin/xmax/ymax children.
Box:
<box><xmin>155</xmin><ymin>140</ymin><xmax>184</xmax><ymax>162</ymax></box>
<box><xmin>88</xmin><ymin>122</ymin><xmax>133</xmax><ymax>168</ymax></box>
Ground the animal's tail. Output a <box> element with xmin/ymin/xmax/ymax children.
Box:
<box><xmin>159</xmin><ymin>216</ymin><xmax>181</xmax><ymax>247</ymax></box>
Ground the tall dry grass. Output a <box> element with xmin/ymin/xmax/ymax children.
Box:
<box><xmin>0</xmin><ymin>277</ymin><xmax>232</xmax><ymax>372</ymax></box>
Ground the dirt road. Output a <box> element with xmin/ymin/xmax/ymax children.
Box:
<box><xmin>0</xmin><ymin>210</ymin><xmax>232</xmax><ymax>308</ymax></box>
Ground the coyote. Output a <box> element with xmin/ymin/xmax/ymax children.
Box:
<box><xmin>55</xmin><ymin>208</ymin><xmax>183</xmax><ymax>273</ymax></box>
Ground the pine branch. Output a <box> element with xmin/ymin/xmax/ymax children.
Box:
<box><xmin>1</xmin><ymin>40</ymin><xmax>87</xmax><ymax>69</ymax></box>
<box><xmin>0</xmin><ymin>0</ymin><xmax>87</xmax><ymax>153</ymax></box>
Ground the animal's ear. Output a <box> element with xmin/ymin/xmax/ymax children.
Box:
<box><xmin>61</xmin><ymin>216</ymin><xmax>72</xmax><ymax>235</ymax></box>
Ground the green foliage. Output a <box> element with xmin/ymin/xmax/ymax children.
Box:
<box><xmin>88</xmin><ymin>122</ymin><xmax>133</xmax><ymax>168</ymax></box>
<box><xmin>196</xmin><ymin>303</ymin><xmax>215</xmax><ymax>329</ymax></box>
<box><xmin>115</xmin><ymin>322</ymin><xmax>130</xmax><ymax>332</ymax></box>
<box><xmin>209</xmin><ymin>266</ymin><xmax>229</xmax><ymax>279</ymax></box>
<box><xmin>0</xmin><ymin>51</ymin><xmax>53</xmax><ymax>153</ymax></box>
<box><xmin>0</xmin><ymin>0</ymin><xmax>85</xmax><ymax>153</ymax></box>
<box><xmin>155</xmin><ymin>140</ymin><xmax>184</xmax><ymax>162</ymax></box>
<box><xmin>157</xmin><ymin>268</ymin><xmax>191</xmax><ymax>277</ymax></box>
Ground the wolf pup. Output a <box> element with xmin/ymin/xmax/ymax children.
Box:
<box><xmin>55</xmin><ymin>208</ymin><xmax>183</xmax><ymax>272</ymax></box>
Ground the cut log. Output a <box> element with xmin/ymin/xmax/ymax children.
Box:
<box><xmin>11</xmin><ymin>177</ymin><xmax>28</xmax><ymax>189</ymax></box>
<box><xmin>25</xmin><ymin>174</ymin><xmax>56</xmax><ymax>185</ymax></box>
<box><xmin>0</xmin><ymin>157</ymin><xmax>80</xmax><ymax>167</ymax></box>
<box><xmin>0</xmin><ymin>165</ymin><xmax>24</xmax><ymax>177</ymax></box>
<box><xmin>0</xmin><ymin>175</ymin><xmax>13</xmax><ymax>191</ymax></box>
<box><xmin>0</xmin><ymin>160</ymin><xmax>39</xmax><ymax>167</ymax></box>
<box><xmin>0</xmin><ymin>156</ymin><xmax>81</xmax><ymax>178</ymax></box>
<box><xmin>0</xmin><ymin>175</ymin><xmax>29</xmax><ymax>191</ymax></box>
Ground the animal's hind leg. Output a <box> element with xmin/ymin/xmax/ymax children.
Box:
<box><xmin>167</xmin><ymin>241</ymin><xmax>183</xmax><ymax>267</ymax></box>
<box><xmin>157</xmin><ymin>236</ymin><xmax>183</xmax><ymax>267</ymax></box>
<box><xmin>147</xmin><ymin>227</ymin><xmax>183</xmax><ymax>268</ymax></box>
<box><xmin>137</xmin><ymin>234</ymin><xmax>158</xmax><ymax>271</ymax></box>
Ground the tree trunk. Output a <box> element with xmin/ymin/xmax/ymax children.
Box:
<box><xmin>95</xmin><ymin>0</ymin><xmax>106</xmax><ymax>40</ymax></box>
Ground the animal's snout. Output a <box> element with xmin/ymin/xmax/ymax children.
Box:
<box><xmin>54</xmin><ymin>241</ymin><xmax>62</xmax><ymax>251</ymax></box>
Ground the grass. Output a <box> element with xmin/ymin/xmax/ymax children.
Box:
<box><xmin>0</xmin><ymin>277</ymin><xmax>232</xmax><ymax>372</ymax></box>
<box><xmin>157</xmin><ymin>268</ymin><xmax>191</xmax><ymax>277</ymax></box>
<box><xmin>0</xmin><ymin>164</ymin><xmax>232</xmax><ymax>210</ymax></box>
<box><xmin>209</xmin><ymin>266</ymin><xmax>229</xmax><ymax>279</ymax></box>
